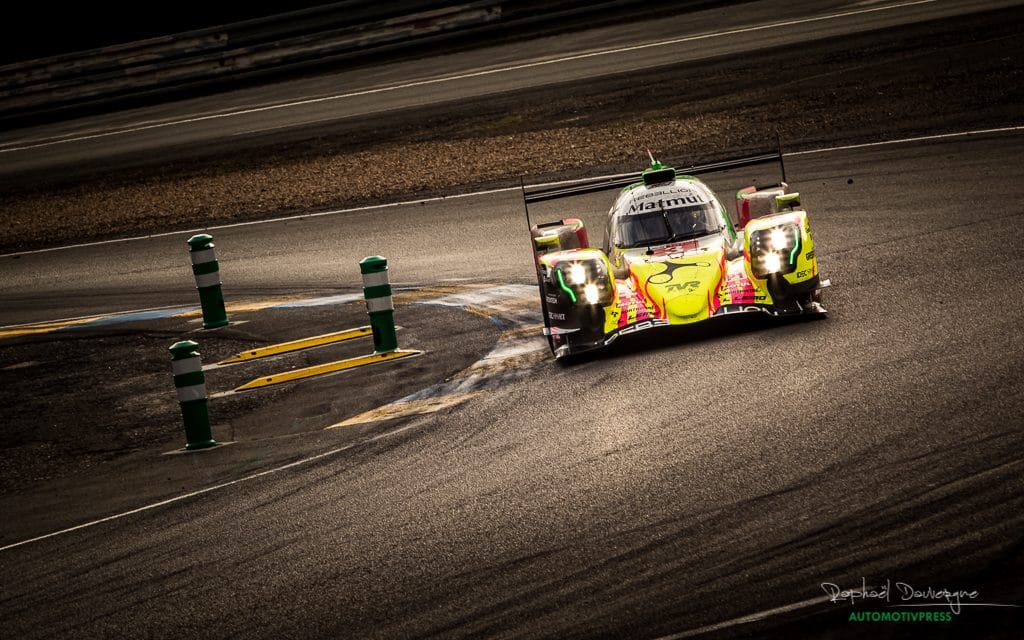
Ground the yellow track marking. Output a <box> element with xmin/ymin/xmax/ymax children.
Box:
<box><xmin>461</xmin><ymin>306</ymin><xmax>493</xmax><ymax>320</ymax></box>
<box><xmin>175</xmin><ymin>297</ymin><xmax>309</xmax><ymax>317</ymax></box>
<box><xmin>0</xmin><ymin>316</ymin><xmax>104</xmax><ymax>339</ymax></box>
<box><xmin>217</xmin><ymin>327</ymin><xmax>373</xmax><ymax>364</ymax></box>
<box><xmin>327</xmin><ymin>392</ymin><xmax>481</xmax><ymax>428</ymax></box>
<box><xmin>234</xmin><ymin>349</ymin><xmax>422</xmax><ymax>391</ymax></box>
<box><xmin>391</xmin><ymin>284</ymin><xmax>488</xmax><ymax>303</ymax></box>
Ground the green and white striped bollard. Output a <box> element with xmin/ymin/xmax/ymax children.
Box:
<box><xmin>360</xmin><ymin>256</ymin><xmax>398</xmax><ymax>353</ymax></box>
<box><xmin>187</xmin><ymin>234</ymin><xmax>229</xmax><ymax>329</ymax></box>
<box><xmin>169</xmin><ymin>340</ymin><xmax>216</xmax><ymax>450</ymax></box>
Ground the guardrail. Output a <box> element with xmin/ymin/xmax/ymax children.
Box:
<box><xmin>0</xmin><ymin>0</ymin><xmax>706</xmax><ymax>126</ymax></box>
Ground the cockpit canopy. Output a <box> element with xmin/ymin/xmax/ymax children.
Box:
<box><xmin>609</xmin><ymin>180</ymin><xmax>723</xmax><ymax>249</ymax></box>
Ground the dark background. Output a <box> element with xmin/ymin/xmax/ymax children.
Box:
<box><xmin>0</xmin><ymin>3</ymin><xmax>333</xmax><ymax>64</ymax></box>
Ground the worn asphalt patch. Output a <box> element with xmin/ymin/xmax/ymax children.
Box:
<box><xmin>331</xmin><ymin>284</ymin><xmax>547</xmax><ymax>427</ymax></box>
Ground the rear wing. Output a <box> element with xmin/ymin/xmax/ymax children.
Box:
<box><xmin>522</xmin><ymin>148</ymin><xmax>786</xmax><ymax>207</ymax></box>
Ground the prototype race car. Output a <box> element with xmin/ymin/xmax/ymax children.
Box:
<box><xmin>524</xmin><ymin>151</ymin><xmax>829</xmax><ymax>359</ymax></box>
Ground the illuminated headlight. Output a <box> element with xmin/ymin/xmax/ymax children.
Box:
<box><xmin>750</xmin><ymin>223</ymin><xmax>801</xmax><ymax>278</ymax></box>
<box><xmin>555</xmin><ymin>259</ymin><xmax>613</xmax><ymax>306</ymax></box>
<box><xmin>568</xmin><ymin>263</ymin><xmax>587</xmax><ymax>285</ymax></box>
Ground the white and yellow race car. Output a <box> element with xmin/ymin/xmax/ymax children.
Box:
<box><xmin>526</xmin><ymin>152</ymin><xmax>829</xmax><ymax>359</ymax></box>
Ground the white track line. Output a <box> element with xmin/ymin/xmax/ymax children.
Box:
<box><xmin>0</xmin><ymin>185</ymin><xmax>518</xmax><ymax>258</ymax></box>
<box><xmin>0</xmin><ymin>422</ymin><xmax>418</xmax><ymax>553</ymax></box>
<box><xmin>3</xmin><ymin>124</ymin><xmax>1021</xmax><ymax>259</ymax></box>
<box><xmin>787</xmin><ymin>126</ymin><xmax>1024</xmax><ymax>154</ymax></box>
<box><xmin>0</xmin><ymin>0</ymin><xmax>935</xmax><ymax>153</ymax></box>
<box><xmin>653</xmin><ymin>593</ymin><xmax>836</xmax><ymax>639</ymax></box>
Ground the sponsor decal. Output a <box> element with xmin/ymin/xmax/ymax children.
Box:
<box><xmin>628</xmin><ymin>194</ymin><xmax>708</xmax><ymax>213</ymax></box>
<box><xmin>625</xmin><ymin>302</ymin><xmax>651</xmax><ymax>325</ymax></box>
<box><xmin>614</xmin><ymin>289</ymin><xmax>656</xmax><ymax>328</ymax></box>
<box><xmin>610</xmin><ymin>318</ymin><xmax>671</xmax><ymax>340</ymax></box>
<box><xmin>640</xmin><ymin>260</ymin><xmax>711</xmax><ymax>319</ymax></box>
<box><xmin>715</xmin><ymin>304</ymin><xmax>768</xmax><ymax>316</ymax></box>
<box><xmin>666</xmin><ymin>281</ymin><xmax>702</xmax><ymax>293</ymax></box>
<box><xmin>630</xmin><ymin>185</ymin><xmax>709</xmax><ymax>203</ymax></box>
<box><xmin>723</xmin><ymin>270</ymin><xmax>757</xmax><ymax>304</ymax></box>
<box><xmin>548</xmin><ymin>311</ymin><xmax>566</xmax><ymax>321</ymax></box>
<box><xmin>650</xmin><ymin>240</ymin><xmax>700</xmax><ymax>259</ymax></box>
<box><xmin>545</xmin><ymin>295</ymin><xmax>559</xmax><ymax>304</ymax></box>
<box><xmin>645</xmin><ymin>261</ymin><xmax>709</xmax><ymax>285</ymax></box>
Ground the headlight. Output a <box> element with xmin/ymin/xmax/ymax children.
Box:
<box><xmin>568</xmin><ymin>263</ymin><xmax>587</xmax><ymax>285</ymax></box>
<box><xmin>555</xmin><ymin>260</ymin><xmax>614</xmax><ymax>305</ymax></box>
<box><xmin>750</xmin><ymin>223</ymin><xmax>801</xmax><ymax>278</ymax></box>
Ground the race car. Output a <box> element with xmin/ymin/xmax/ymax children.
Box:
<box><xmin>524</xmin><ymin>151</ymin><xmax>829</xmax><ymax>359</ymax></box>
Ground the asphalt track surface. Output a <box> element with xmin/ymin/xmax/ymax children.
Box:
<box><xmin>2</xmin><ymin>2</ymin><xmax>1023</xmax><ymax>639</ymax></box>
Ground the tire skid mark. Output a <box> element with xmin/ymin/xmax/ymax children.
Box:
<box><xmin>329</xmin><ymin>283</ymin><xmax>547</xmax><ymax>428</ymax></box>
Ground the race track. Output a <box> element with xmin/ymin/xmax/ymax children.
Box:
<box><xmin>1</xmin><ymin>1</ymin><xmax>1022</xmax><ymax>638</ymax></box>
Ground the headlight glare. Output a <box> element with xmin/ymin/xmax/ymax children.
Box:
<box><xmin>770</xmin><ymin>228</ymin><xmax>788</xmax><ymax>248</ymax></box>
<box><xmin>569</xmin><ymin>263</ymin><xmax>587</xmax><ymax>285</ymax></box>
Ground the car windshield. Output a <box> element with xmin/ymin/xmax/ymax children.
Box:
<box><xmin>616</xmin><ymin>203</ymin><xmax>719</xmax><ymax>248</ymax></box>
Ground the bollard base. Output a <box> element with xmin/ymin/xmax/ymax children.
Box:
<box><xmin>163</xmin><ymin>441</ymin><xmax>235</xmax><ymax>456</ymax></box>
<box><xmin>185</xmin><ymin>439</ymin><xmax>218</xmax><ymax>450</ymax></box>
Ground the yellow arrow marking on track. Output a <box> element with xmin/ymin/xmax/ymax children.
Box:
<box><xmin>234</xmin><ymin>349</ymin><xmax>422</xmax><ymax>391</ymax></box>
<box><xmin>217</xmin><ymin>326</ymin><xmax>374</xmax><ymax>364</ymax></box>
